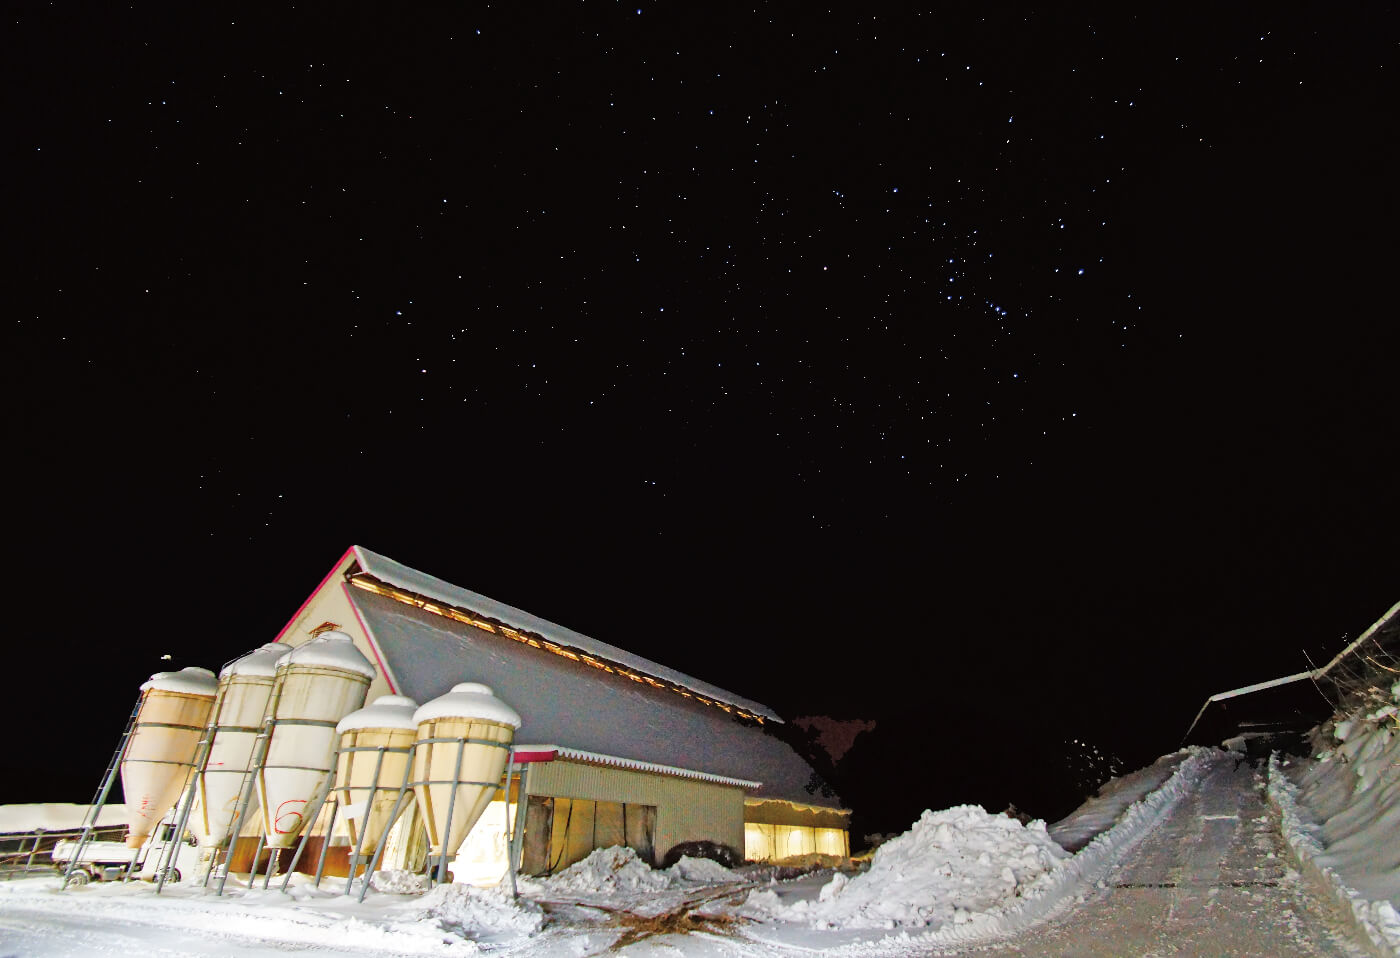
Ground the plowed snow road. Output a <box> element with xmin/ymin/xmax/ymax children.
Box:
<box><xmin>963</xmin><ymin>760</ymin><xmax>1366</xmax><ymax>957</ymax></box>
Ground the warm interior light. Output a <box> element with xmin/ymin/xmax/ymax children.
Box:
<box><xmin>744</xmin><ymin>823</ymin><xmax>849</xmax><ymax>862</ymax></box>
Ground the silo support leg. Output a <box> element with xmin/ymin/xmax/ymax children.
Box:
<box><xmin>436</xmin><ymin>740</ymin><xmax>467</xmax><ymax>887</ymax></box>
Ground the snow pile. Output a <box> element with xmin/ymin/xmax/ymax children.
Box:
<box><xmin>1268</xmin><ymin>683</ymin><xmax>1400</xmax><ymax>958</ymax></box>
<box><xmin>403</xmin><ymin>883</ymin><xmax>543</xmax><ymax>939</ymax></box>
<box><xmin>539</xmin><ymin>846</ymin><xmax>675</xmax><ymax>896</ymax></box>
<box><xmin>518</xmin><ymin>847</ymin><xmax>742</xmax><ymax>902</ymax></box>
<box><xmin>1048</xmin><ymin>752</ymin><xmax>1189</xmax><ymax>852</ymax></box>
<box><xmin>370</xmin><ymin>869</ymin><xmax>431</xmax><ymax>894</ymax></box>
<box><xmin>669</xmin><ymin>854</ymin><xmax>739</xmax><ymax>883</ymax></box>
<box><xmin>742</xmin><ymin>747</ymin><xmax>1212</xmax><ymax>951</ymax></box>
<box><xmin>746</xmin><ymin>805</ymin><xmax>1067</xmax><ymax>930</ymax></box>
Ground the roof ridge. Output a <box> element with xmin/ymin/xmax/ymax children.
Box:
<box><xmin>350</xmin><ymin>545</ymin><xmax>783</xmax><ymax>723</ymax></box>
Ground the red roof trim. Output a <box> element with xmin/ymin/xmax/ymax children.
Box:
<box><xmin>272</xmin><ymin>546</ymin><xmax>356</xmax><ymax>644</ymax></box>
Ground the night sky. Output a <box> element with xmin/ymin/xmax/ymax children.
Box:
<box><xmin>8</xmin><ymin>5</ymin><xmax>1396</xmax><ymax>838</ymax></box>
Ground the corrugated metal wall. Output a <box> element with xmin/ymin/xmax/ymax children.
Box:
<box><xmin>525</xmin><ymin>759</ymin><xmax>744</xmax><ymax>862</ymax></box>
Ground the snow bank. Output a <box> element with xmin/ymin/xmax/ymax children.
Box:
<box><xmin>1048</xmin><ymin>752</ymin><xmax>1188</xmax><ymax>852</ymax></box>
<box><xmin>527</xmin><ymin>846</ymin><xmax>739</xmax><ymax>898</ymax></box>
<box><xmin>670</xmin><ymin>854</ymin><xmax>741</xmax><ymax>884</ymax></box>
<box><xmin>1267</xmin><ymin>685</ymin><xmax>1400</xmax><ymax>958</ymax></box>
<box><xmin>537</xmin><ymin>846</ymin><xmax>674</xmax><ymax>896</ymax></box>
<box><xmin>746</xmin><ymin>805</ymin><xmax>1068</xmax><ymax>929</ymax></box>
<box><xmin>370</xmin><ymin>869</ymin><xmax>431</xmax><ymax>895</ymax></box>
<box><xmin>397</xmin><ymin>883</ymin><xmax>543</xmax><ymax>939</ymax></box>
<box><xmin>743</xmin><ymin>747</ymin><xmax>1213</xmax><ymax>952</ymax></box>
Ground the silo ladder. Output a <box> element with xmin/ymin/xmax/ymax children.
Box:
<box><xmin>62</xmin><ymin>698</ymin><xmax>143</xmax><ymax>889</ymax></box>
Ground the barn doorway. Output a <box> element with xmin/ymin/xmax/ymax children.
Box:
<box><xmin>520</xmin><ymin>797</ymin><xmax>656</xmax><ymax>875</ymax></box>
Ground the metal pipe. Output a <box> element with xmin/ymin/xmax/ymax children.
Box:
<box><xmin>509</xmin><ymin>764</ymin><xmax>529</xmax><ymax>883</ymax></box>
<box><xmin>282</xmin><ymin>776</ymin><xmax>333</xmax><ymax>893</ymax></box>
<box><xmin>64</xmin><ymin>699</ymin><xmax>139</xmax><ymax>889</ymax></box>
<box><xmin>247</xmin><ymin>834</ymin><xmax>266</xmax><ymax>887</ymax></box>
<box><xmin>356</xmin><ymin>787</ymin><xmax>413</xmax><ymax>904</ymax></box>
<box><xmin>345</xmin><ymin>745</ymin><xmax>386</xmax><ymax>895</ymax></box>
<box><xmin>159</xmin><ymin>729</ymin><xmax>210</xmax><ymax>894</ymax></box>
<box><xmin>435</xmin><ymin>738</ymin><xmax>468</xmax><ymax>887</ymax></box>
<box><xmin>25</xmin><ymin>829</ymin><xmax>43</xmax><ymax>871</ymax></box>
<box><xmin>262</xmin><ymin>840</ymin><xmax>278</xmax><ymax>889</ymax></box>
<box><xmin>356</xmin><ymin>742</ymin><xmax>415</xmax><ymax>903</ymax></box>
<box><xmin>504</xmin><ymin>748</ymin><xmax>517</xmax><ymax>900</ymax></box>
<box><xmin>311</xmin><ymin>798</ymin><xmax>340</xmax><ymax>889</ymax></box>
<box><xmin>216</xmin><ymin>680</ymin><xmax>281</xmax><ymax>897</ymax></box>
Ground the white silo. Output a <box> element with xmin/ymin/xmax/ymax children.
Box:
<box><xmin>122</xmin><ymin>667</ymin><xmax>218</xmax><ymax>848</ymax></box>
<box><xmin>256</xmin><ymin>632</ymin><xmax>375</xmax><ymax>849</ymax></box>
<box><xmin>411</xmin><ymin>683</ymin><xmax>521</xmax><ymax>883</ymax></box>
<box><xmin>333</xmin><ymin>695</ymin><xmax>418</xmax><ymax>877</ymax></box>
<box><xmin>191</xmin><ymin>643</ymin><xmax>285</xmax><ymax>848</ymax></box>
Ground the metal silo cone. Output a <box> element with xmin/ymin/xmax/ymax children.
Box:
<box><xmin>333</xmin><ymin>695</ymin><xmax>418</xmax><ymax>879</ymax></box>
<box><xmin>256</xmin><ymin>633</ymin><xmax>375</xmax><ymax>849</ymax></box>
<box><xmin>192</xmin><ymin>644</ymin><xmax>284</xmax><ymax>849</ymax></box>
<box><xmin>121</xmin><ymin>668</ymin><xmax>218</xmax><ymax>848</ymax></box>
<box><xmin>411</xmin><ymin>683</ymin><xmax>522</xmax><ymax>883</ymax></box>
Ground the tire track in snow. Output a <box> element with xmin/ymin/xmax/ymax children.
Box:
<box><xmin>961</xmin><ymin>759</ymin><xmax>1368</xmax><ymax>957</ymax></box>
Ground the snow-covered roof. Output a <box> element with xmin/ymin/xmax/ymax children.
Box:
<box><xmin>351</xmin><ymin>546</ymin><xmax>780</xmax><ymax>722</ymax></box>
<box><xmin>347</xmin><ymin>587</ymin><xmax>843</xmax><ymax>808</ymax></box>
<box><xmin>549</xmin><ymin>746</ymin><xmax>762</xmax><ymax>789</ymax></box>
<box><xmin>0</xmin><ymin>803</ymin><xmax>128</xmax><ymax>834</ymax></box>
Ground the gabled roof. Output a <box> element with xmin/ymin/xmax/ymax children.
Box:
<box><xmin>345</xmin><ymin>577</ymin><xmax>843</xmax><ymax>809</ymax></box>
<box><xmin>352</xmin><ymin>546</ymin><xmax>779</xmax><ymax>722</ymax></box>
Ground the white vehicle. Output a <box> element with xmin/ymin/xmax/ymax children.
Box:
<box><xmin>52</xmin><ymin>821</ymin><xmax>194</xmax><ymax>884</ymax></box>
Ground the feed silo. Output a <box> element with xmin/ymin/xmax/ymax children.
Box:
<box><xmin>411</xmin><ymin>683</ymin><xmax>521</xmax><ymax>882</ymax></box>
<box><xmin>256</xmin><ymin>632</ymin><xmax>375</xmax><ymax>849</ymax></box>
<box><xmin>333</xmin><ymin>695</ymin><xmax>418</xmax><ymax>876</ymax></box>
<box><xmin>191</xmin><ymin>643</ymin><xmax>285</xmax><ymax>848</ymax></box>
<box><xmin>122</xmin><ymin>667</ymin><xmax>218</xmax><ymax>848</ymax></box>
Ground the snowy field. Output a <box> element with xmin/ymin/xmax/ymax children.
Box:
<box><xmin>0</xmin><ymin>748</ymin><xmax>1205</xmax><ymax>957</ymax></box>
<box><xmin>2</xmin><ymin>732</ymin><xmax>1395</xmax><ymax>956</ymax></box>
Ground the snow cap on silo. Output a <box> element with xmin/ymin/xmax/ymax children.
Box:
<box><xmin>337</xmin><ymin>695</ymin><xmax>419</xmax><ymax>734</ymax></box>
<box><xmin>412</xmin><ymin>683</ymin><xmax>522</xmax><ymax>727</ymax></box>
<box><xmin>219</xmin><ymin>643</ymin><xmax>287</xmax><ymax>679</ymax></box>
<box><xmin>140</xmin><ymin>666</ymin><xmax>218</xmax><ymax>695</ymax></box>
<box><xmin>276</xmin><ymin>630</ymin><xmax>376</xmax><ymax>678</ymax></box>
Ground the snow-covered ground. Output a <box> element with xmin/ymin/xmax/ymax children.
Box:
<box><xmin>1269</xmin><ymin>680</ymin><xmax>1400</xmax><ymax>958</ymax></box>
<box><xmin>1</xmin><ymin>734</ymin><xmax>1394</xmax><ymax>956</ymax></box>
<box><xmin>0</xmin><ymin>747</ymin><xmax>1207</xmax><ymax>956</ymax></box>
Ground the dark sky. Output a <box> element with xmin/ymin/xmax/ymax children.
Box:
<box><xmin>7</xmin><ymin>5</ymin><xmax>1396</xmax><ymax>832</ymax></box>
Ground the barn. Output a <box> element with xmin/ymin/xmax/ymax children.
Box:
<box><xmin>264</xmin><ymin>546</ymin><xmax>849</xmax><ymax>878</ymax></box>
